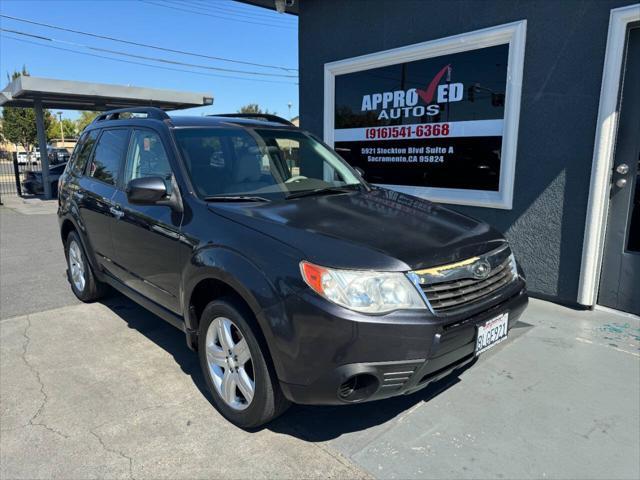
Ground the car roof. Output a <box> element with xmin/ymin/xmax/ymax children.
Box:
<box><xmin>169</xmin><ymin>115</ymin><xmax>297</xmax><ymax>129</ymax></box>
<box><xmin>82</xmin><ymin>113</ymin><xmax>299</xmax><ymax>135</ymax></box>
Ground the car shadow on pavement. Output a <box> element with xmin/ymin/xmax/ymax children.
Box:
<box><xmin>100</xmin><ymin>294</ymin><xmax>213</xmax><ymax>402</ymax></box>
<box><xmin>100</xmin><ymin>291</ymin><xmax>486</xmax><ymax>441</ymax></box>
<box><xmin>265</xmin><ymin>373</ymin><xmax>465</xmax><ymax>441</ymax></box>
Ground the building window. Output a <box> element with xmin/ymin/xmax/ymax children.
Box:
<box><xmin>324</xmin><ymin>20</ymin><xmax>527</xmax><ymax>209</ymax></box>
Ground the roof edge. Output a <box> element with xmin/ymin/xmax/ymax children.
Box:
<box><xmin>234</xmin><ymin>0</ymin><xmax>298</xmax><ymax>16</ymax></box>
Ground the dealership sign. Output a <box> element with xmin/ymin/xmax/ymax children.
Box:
<box><xmin>360</xmin><ymin>64</ymin><xmax>461</xmax><ymax>120</ymax></box>
<box><xmin>333</xmin><ymin>44</ymin><xmax>509</xmax><ymax>193</ymax></box>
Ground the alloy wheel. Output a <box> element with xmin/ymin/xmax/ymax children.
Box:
<box><xmin>205</xmin><ymin>316</ymin><xmax>255</xmax><ymax>410</ymax></box>
<box><xmin>68</xmin><ymin>240</ymin><xmax>86</xmax><ymax>292</ymax></box>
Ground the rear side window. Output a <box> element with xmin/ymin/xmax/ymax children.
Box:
<box><xmin>89</xmin><ymin>129</ymin><xmax>130</xmax><ymax>185</ymax></box>
<box><xmin>70</xmin><ymin>130</ymin><xmax>98</xmax><ymax>176</ymax></box>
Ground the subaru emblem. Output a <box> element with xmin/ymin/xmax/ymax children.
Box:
<box><xmin>471</xmin><ymin>260</ymin><xmax>491</xmax><ymax>279</ymax></box>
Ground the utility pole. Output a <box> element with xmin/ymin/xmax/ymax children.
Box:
<box><xmin>287</xmin><ymin>101</ymin><xmax>292</xmax><ymax>121</ymax></box>
<box><xmin>57</xmin><ymin>111</ymin><xmax>64</xmax><ymax>143</ymax></box>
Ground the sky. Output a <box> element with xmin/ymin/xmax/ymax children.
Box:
<box><xmin>0</xmin><ymin>0</ymin><xmax>299</xmax><ymax>121</ymax></box>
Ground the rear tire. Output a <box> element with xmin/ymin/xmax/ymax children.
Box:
<box><xmin>65</xmin><ymin>231</ymin><xmax>107</xmax><ymax>302</ymax></box>
<box><xmin>198</xmin><ymin>298</ymin><xmax>290</xmax><ymax>428</ymax></box>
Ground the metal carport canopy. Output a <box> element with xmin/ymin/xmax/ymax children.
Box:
<box><xmin>0</xmin><ymin>75</ymin><xmax>214</xmax><ymax>110</ymax></box>
<box><xmin>0</xmin><ymin>75</ymin><xmax>213</xmax><ymax>199</ymax></box>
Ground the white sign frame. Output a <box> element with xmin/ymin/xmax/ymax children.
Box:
<box><xmin>323</xmin><ymin>20</ymin><xmax>527</xmax><ymax>209</ymax></box>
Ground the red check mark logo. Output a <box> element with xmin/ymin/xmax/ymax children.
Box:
<box><xmin>416</xmin><ymin>64</ymin><xmax>451</xmax><ymax>104</ymax></box>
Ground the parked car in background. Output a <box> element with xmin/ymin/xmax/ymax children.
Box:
<box><xmin>16</xmin><ymin>151</ymin><xmax>31</xmax><ymax>165</ymax></box>
<box><xmin>23</xmin><ymin>162</ymin><xmax>67</xmax><ymax>196</ymax></box>
<box><xmin>49</xmin><ymin>148</ymin><xmax>71</xmax><ymax>165</ymax></box>
<box><xmin>58</xmin><ymin>107</ymin><xmax>528</xmax><ymax>428</ymax></box>
<box><xmin>15</xmin><ymin>147</ymin><xmax>69</xmax><ymax>166</ymax></box>
<box><xmin>16</xmin><ymin>151</ymin><xmax>40</xmax><ymax>165</ymax></box>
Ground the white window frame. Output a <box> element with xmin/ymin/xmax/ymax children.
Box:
<box><xmin>323</xmin><ymin>20</ymin><xmax>527</xmax><ymax>209</ymax></box>
<box><xmin>578</xmin><ymin>4</ymin><xmax>640</xmax><ymax>307</ymax></box>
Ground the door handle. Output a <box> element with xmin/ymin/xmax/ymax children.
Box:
<box><xmin>109</xmin><ymin>206</ymin><xmax>124</xmax><ymax>219</ymax></box>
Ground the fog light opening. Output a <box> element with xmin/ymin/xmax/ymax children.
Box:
<box><xmin>338</xmin><ymin>374</ymin><xmax>379</xmax><ymax>402</ymax></box>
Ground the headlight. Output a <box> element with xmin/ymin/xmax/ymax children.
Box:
<box><xmin>300</xmin><ymin>261</ymin><xmax>427</xmax><ymax>314</ymax></box>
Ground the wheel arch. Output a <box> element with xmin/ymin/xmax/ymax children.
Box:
<box><xmin>60</xmin><ymin>217</ymin><xmax>77</xmax><ymax>244</ymax></box>
<box><xmin>185</xmin><ymin>269</ymin><xmax>287</xmax><ymax>378</ymax></box>
<box><xmin>182</xmin><ymin>247</ymin><xmax>287</xmax><ymax>377</ymax></box>
<box><xmin>188</xmin><ymin>276</ymin><xmax>259</xmax><ymax>335</ymax></box>
<box><xmin>59</xmin><ymin>215</ymin><xmax>102</xmax><ymax>277</ymax></box>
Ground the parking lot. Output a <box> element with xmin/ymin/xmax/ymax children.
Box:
<box><xmin>1</xmin><ymin>197</ymin><xmax>639</xmax><ymax>480</ymax></box>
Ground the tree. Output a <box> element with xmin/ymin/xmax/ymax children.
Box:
<box><xmin>1</xmin><ymin>67</ymin><xmax>52</xmax><ymax>152</ymax></box>
<box><xmin>76</xmin><ymin>111</ymin><xmax>99</xmax><ymax>132</ymax></box>
<box><xmin>47</xmin><ymin>117</ymin><xmax>79</xmax><ymax>141</ymax></box>
<box><xmin>237</xmin><ymin>103</ymin><xmax>276</xmax><ymax>115</ymax></box>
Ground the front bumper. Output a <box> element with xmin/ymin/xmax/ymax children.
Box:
<box><xmin>272</xmin><ymin>280</ymin><xmax>528</xmax><ymax>405</ymax></box>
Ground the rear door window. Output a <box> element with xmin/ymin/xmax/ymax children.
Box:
<box><xmin>89</xmin><ymin>129</ymin><xmax>130</xmax><ymax>185</ymax></box>
<box><xmin>70</xmin><ymin>130</ymin><xmax>99</xmax><ymax>176</ymax></box>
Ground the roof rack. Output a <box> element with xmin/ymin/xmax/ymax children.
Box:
<box><xmin>210</xmin><ymin>113</ymin><xmax>294</xmax><ymax>126</ymax></box>
<box><xmin>93</xmin><ymin>107</ymin><xmax>170</xmax><ymax>123</ymax></box>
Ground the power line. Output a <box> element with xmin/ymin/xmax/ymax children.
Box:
<box><xmin>153</xmin><ymin>0</ymin><xmax>295</xmax><ymax>24</ymax></box>
<box><xmin>0</xmin><ymin>14</ymin><xmax>298</xmax><ymax>72</ymax></box>
<box><xmin>1</xmin><ymin>34</ymin><xmax>298</xmax><ymax>86</ymax></box>
<box><xmin>168</xmin><ymin>0</ymin><xmax>296</xmax><ymax>22</ymax></box>
<box><xmin>139</xmin><ymin>0</ymin><xmax>295</xmax><ymax>29</ymax></box>
<box><xmin>0</xmin><ymin>27</ymin><xmax>298</xmax><ymax>78</ymax></box>
<box><xmin>174</xmin><ymin>0</ymin><xmax>296</xmax><ymax>25</ymax></box>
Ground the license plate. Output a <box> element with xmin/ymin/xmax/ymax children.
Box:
<box><xmin>475</xmin><ymin>313</ymin><xmax>509</xmax><ymax>354</ymax></box>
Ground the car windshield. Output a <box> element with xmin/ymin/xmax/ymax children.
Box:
<box><xmin>173</xmin><ymin>127</ymin><xmax>364</xmax><ymax>201</ymax></box>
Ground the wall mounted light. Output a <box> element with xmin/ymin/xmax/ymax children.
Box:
<box><xmin>274</xmin><ymin>0</ymin><xmax>294</xmax><ymax>14</ymax></box>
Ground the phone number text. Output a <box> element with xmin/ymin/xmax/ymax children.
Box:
<box><xmin>364</xmin><ymin>124</ymin><xmax>450</xmax><ymax>140</ymax></box>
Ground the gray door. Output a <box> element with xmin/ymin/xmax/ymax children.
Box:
<box><xmin>598</xmin><ymin>26</ymin><xmax>640</xmax><ymax>315</ymax></box>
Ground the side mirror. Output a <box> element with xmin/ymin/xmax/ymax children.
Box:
<box><xmin>126</xmin><ymin>177</ymin><xmax>168</xmax><ymax>205</ymax></box>
<box><xmin>354</xmin><ymin>166</ymin><xmax>365</xmax><ymax>178</ymax></box>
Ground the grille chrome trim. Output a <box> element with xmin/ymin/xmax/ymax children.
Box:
<box><xmin>423</xmin><ymin>262</ymin><xmax>510</xmax><ymax>300</ymax></box>
<box><xmin>414</xmin><ymin>245</ymin><xmax>516</xmax><ymax>314</ymax></box>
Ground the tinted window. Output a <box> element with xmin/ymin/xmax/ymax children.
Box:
<box><xmin>70</xmin><ymin>130</ymin><xmax>98</xmax><ymax>176</ymax></box>
<box><xmin>89</xmin><ymin>129</ymin><xmax>130</xmax><ymax>185</ymax></box>
<box><xmin>123</xmin><ymin>129</ymin><xmax>173</xmax><ymax>193</ymax></box>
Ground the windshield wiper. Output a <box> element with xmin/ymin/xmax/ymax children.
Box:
<box><xmin>285</xmin><ymin>185</ymin><xmax>360</xmax><ymax>200</ymax></box>
<box><xmin>204</xmin><ymin>195</ymin><xmax>270</xmax><ymax>202</ymax></box>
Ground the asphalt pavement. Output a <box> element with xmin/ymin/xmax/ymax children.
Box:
<box><xmin>0</xmin><ymin>197</ymin><xmax>79</xmax><ymax>319</ymax></box>
<box><xmin>1</xmin><ymin>197</ymin><xmax>639</xmax><ymax>479</ymax></box>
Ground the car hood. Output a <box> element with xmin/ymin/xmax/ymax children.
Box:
<box><xmin>209</xmin><ymin>188</ymin><xmax>506</xmax><ymax>271</ymax></box>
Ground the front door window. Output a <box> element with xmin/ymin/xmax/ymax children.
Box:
<box><xmin>123</xmin><ymin>129</ymin><xmax>173</xmax><ymax>193</ymax></box>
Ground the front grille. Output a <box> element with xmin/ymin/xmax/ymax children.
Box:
<box><xmin>416</xmin><ymin>246</ymin><xmax>516</xmax><ymax>314</ymax></box>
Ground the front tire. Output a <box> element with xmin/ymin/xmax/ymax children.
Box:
<box><xmin>198</xmin><ymin>298</ymin><xmax>289</xmax><ymax>428</ymax></box>
<box><xmin>65</xmin><ymin>231</ymin><xmax>107</xmax><ymax>302</ymax></box>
